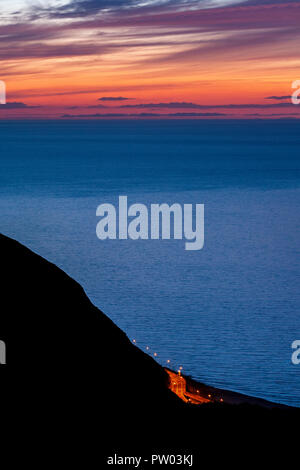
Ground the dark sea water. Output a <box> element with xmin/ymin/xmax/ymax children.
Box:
<box><xmin>0</xmin><ymin>119</ymin><xmax>299</xmax><ymax>407</ymax></box>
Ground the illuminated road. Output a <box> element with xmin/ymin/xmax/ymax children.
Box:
<box><xmin>166</xmin><ymin>369</ymin><xmax>211</xmax><ymax>405</ymax></box>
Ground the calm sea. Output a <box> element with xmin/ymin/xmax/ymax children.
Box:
<box><xmin>0</xmin><ymin>119</ymin><xmax>299</xmax><ymax>406</ymax></box>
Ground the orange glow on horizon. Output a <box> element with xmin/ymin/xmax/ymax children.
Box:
<box><xmin>1</xmin><ymin>1</ymin><xmax>300</xmax><ymax>119</ymax></box>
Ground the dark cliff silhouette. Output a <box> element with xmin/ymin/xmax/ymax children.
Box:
<box><xmin>0</xmin><ymin>234</ymin><xmax>298</xmax><ymax>463</ymax></box>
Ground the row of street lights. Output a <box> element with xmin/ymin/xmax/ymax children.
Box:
<box><xmin>132</xmin><ymin>338</ymin><xmax>225</xmax><ymax>404</ymax></box>
<box><xmin>132</xmin><ymin>338</ymin><xmax>183</xmax><ymax>374</ymax></box>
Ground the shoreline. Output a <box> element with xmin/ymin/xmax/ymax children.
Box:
<box><xmin>165</xmin><ymin>367</ymin><xmax>295</xmax><ymax>410</ymax></box>
<box><xmin>1</xmin><ymin>232</ymin><xmax>298</xmax><ymax>413</ymax></box>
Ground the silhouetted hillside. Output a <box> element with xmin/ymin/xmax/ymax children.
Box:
<box><xmin>0</xmin><ymin>233</ymin><xmax>178</xmax><ymax>403</ymax></box>
<box><xmin>0</xmin><ymin>234</ymin><xmax>298</xmax><ymax>463</ymax></box>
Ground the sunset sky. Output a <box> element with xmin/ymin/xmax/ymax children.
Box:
<box><xmin>1</xmin><ymin>0</ymin><xmax>300</xmax><ymax>118</ymax></box>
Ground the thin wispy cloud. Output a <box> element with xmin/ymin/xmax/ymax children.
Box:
<box><xmin>66</xmin><ymin>104</ymin><xmax>108</xmax><ymax>109</ymax></box>
<box><xmin>265</xmin><ymin>96</ymin><xmax>293</xmax><ymax>100</ymax></box>
<box><xmin>0</xmin><ymin>102</ymin><xmax>40</xmax><ymax>109</ymax></box>
<box><xmin>36</xmin><ymin>0</ymin><xmax>250</xmax><ymax>19</ymax></box>
<box><xmin>61</xmin><ymin>111</ymin><xmax>227</xmax><ymax>118</ymax></box>
<box><xmin>98</xmin><ymin>96</ymin><xmax>134</xmax><ymax>101</ymax></box>
<box><xmin>119</xmin><ymin>102</ymin><xmax>297</xmax><ymax>109</ymax></box>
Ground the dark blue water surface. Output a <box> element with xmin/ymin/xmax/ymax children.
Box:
<box><xmin>0</xmin><ymin>119</ymin><xmax>299</xmax><ymax>406</ymax></box>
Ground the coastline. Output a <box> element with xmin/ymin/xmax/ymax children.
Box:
<box><xmin>165</xmin><ymin>368</ymin><xmax>294</xmax><ymax>409</ymax></box>
<box><xmin>1</xmin><ymin>232</ymin><xmax>297</xmax><ymax>411</ymax></box>
<box><xmin>1</xmin><ymin>232</ymin><xmax>299</xmax><ymax>460</ymax></box>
